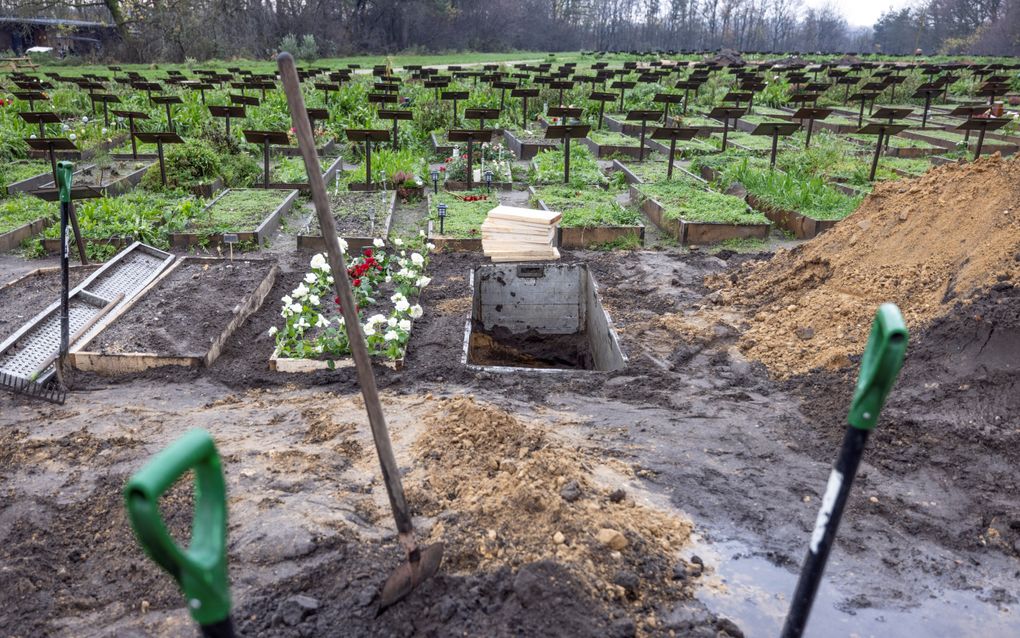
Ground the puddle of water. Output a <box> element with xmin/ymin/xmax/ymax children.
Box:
<box><xmin>690</xmin><ymin>537</ymin><xmax>1018</xmax><ymax>638</ymax></box>
<box><xmin>582</xmin><ymin>462</ymin><xmax>1017</xmax><ymax>638</ymax></box>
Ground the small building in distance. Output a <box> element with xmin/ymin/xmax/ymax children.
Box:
<box><xmin>0</xmin><ymin>17</ymin><xmax>117</xmax><ymax>56</ymax></box>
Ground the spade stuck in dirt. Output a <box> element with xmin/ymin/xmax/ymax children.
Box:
<box><xmin>277</xmin><ymin>50</ymin><xmax>443</xmax><ymax>611</ymax></box>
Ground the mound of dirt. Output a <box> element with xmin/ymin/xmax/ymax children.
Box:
<box><xmin>785</xmin><ymin>284</ymin><xmax>1020</xmax><ymax>554</ymax></box>
<box><xmin>706</xmin><ymin>48</ymin><xmax>745</xmax><ymax>66</ymax></box>
<box><xmin>409</xmin><ymin>397</ymin><xmax>694</xmax><ymax>618</ymax></box>
<box><xmin>711</xmin><ymin>154</ymin><xmax>1020</xmax><ymax>377</ymax></box>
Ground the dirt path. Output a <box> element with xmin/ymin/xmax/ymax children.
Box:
<box><xmin>1</xmin><ymin>247</ymin><xmax>1017</xmax><ymax>637</ymax></box>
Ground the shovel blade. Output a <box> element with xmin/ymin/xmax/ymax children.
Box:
<box><xmin>378</xmin><ymin>542</ymin><xmax>444</xmax><ymax>611</ymax></box>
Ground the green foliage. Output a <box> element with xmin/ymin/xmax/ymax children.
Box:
<box><xmin>279</xmin><ymin>34</ymin><xmax>318</xmax><ymax>60</ymax></box>
<box><xmin>638</xmin><ymin>178</ymin><xmax>767</xmax><ymax>225</ymax></box>
<box><xmin>530</xmin><ymin>143</ymin><xmax>606</xmax><ymax>186</ymax></box>
<box><xmin>189</xmin><ymin>189</ymin><xmax>290</xmax><ymax>234</ymax></box>
<box><xmin>429</xmin><ymin>190</ymin><xmax>494</xmax><ymax>237</ymax></box>
<box><xmin>0</xmin><ymin>196</ymin><xmax>53</xmax><ymax>234</ymax></box>
<box><xmin>532</xmin><ymin>185</ymin><xmax>641</xmax><ymax>228</ymax></box>
<box><xmin>715</xmin><ymin>156</ymin><xmax>862</xmax><ymax>221</ymax></box>
<box><xmin>39</xmin><ymin>191</ymin><xmax>201</xmax><ymax>258</ymax></box>
<box><xmin>141</xmin><ymin>140</ymin><xmax>222</xmax><ymax>191</ymax></box>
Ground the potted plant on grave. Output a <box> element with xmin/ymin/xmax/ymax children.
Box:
<box><xmin>392</xmin><ymin>170</ymin><xmax>424</xmax><ymax>202</ymax></box>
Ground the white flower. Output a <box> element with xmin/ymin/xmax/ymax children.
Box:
<box><xmin>373</xmin><ymin>238</ymin><xmax>385</xmax><ymax>248</ymax></box>
<box><xmin>419</xmin><ymin>229</ymin><xmax>426</xmax><ymax>237</ymax></box>
<box><xmin>281</xmin><ymin>307</ymin><xmax>292</xmax><ymax>318</ymax></box>
<box><xmin>390</xmin><ymin>292</ymin><xmax>406</xmax><ymax>304</ymax></box>
<box><xmin>282</xmin><ymin>295</ymin><xmax>293</xmax><ymax>306</ymax></box>
<box><xmin>337</xmin><ymin>237</ymin><xmax>349</xmax><ymax>253</ymax></box>
<box><xmin>410</xmin><ymin>252</ymin><xmax>425</xmax><ymax>266</ymax></box>
<box><xmin>327</xmin><ymin>275</ymin><xmax>334</xmax><ymax>284</ymax></box>
<box><xmin>315</xmin><ymin>314</ymin><xmax>330</xmax><ymax>328</ymax></box>
<box><xmin>310</xmin><ymin>253</ymin><xmax>329</xmax><ymax>271</ymax></box>
<box><xmin>268</xmin><ymin>326</ymin><xmax>278</xmax><ymax>336</ymax></box>
<box><xmin>289</xmin><ymin>302</ymin><xmax>303</xmax><ymax>314</ymax></box>
<box><xmin>363</xmin><ymin>323</ymin><xmax>376</xmax><ymax>336</ymax></box>
<box><xmin>29</xmin><ymin>134</ymin><xmax>37</xmax><ymax>139</ymax></box>
<box><xmin>101</xmin><ymin>127</ymin><xmax>108</xmax><ymax>135</ymax></box>
<box><xmin>398</xmin><ymin>319</ymin><xmax>412</xmax><ymax>331</ymax></box>
<box><xmin>395</xmin><ymin>299</ymin><xmax>410</xmax><ymax>313</ymax></box>
<box><xmin>292</xmin><ymin>283</ymin><xmax>309</xmax><ymax>298</ymax></box>
<box><xmin>384</xmin><ymin>330</ymin><xmax>399</xmax><ymax>342</ymax></box>
<box><xmin>416</xmin><ymin>276</ymin><xmax>431</xmax><ymax>287</ymax></box>
<box><xmin>82</xmin><ymin>116</ymin><xmax>89</xmax><ymax>123</ymax></box>
<box><xmin>61</xmin><ymin>123</ymin><xmax>70</xmax><ymax>131</ymax></box>
<box><xmin>385</xmin><ymin>275</ymin><xmax>392</xmax><ymax>283</ymax></box>
<box><xmin>336</xmin><ymin>316</ymin><xmax>345</xmax><ymax>326</ymax></box>
<box><xmin>369</xmin><ymin>313</ymin><xmax>387</xmax><ymax>325</ymax></box>
<box><xmin>400</xmin><ymin>250</ymin><xmax>406</xmax><ymax>256</ymax></box>
<box><xmin>304</xmin><ymin>272</ymin><xmax>317</xmax><ymax>284</ymax></box>
<box><xmin>426</xmin><ymin>243</ymin><xmax>436</xmax><ymax>251</ymax></box>
<box><xmin>68</xmin><ymin>133</ymin><xmax>77</xmax><ymax>141</ymax></box>
<box><xmin>409</xmin><ymin>304</ymin><xmax>423</xmax><ymax>319</ymax></box>
<box><xmin>387</xmin><ymin>317</ymin><xmax>398</xmax><ymax>327</ymax></box>
<box><xmin>296</xmin><ymin>316</ymin><xmax>310</xmax><ymax>330</ymax></box>
<box><xmin>309</xmin><ymin>294</ymin><xmax>320</xmax><ymax>306</ymax></box>
<box><xmin>394</xmin><ymin>238</ymin><xmax>404</xmax><ymax>246</ymax></box>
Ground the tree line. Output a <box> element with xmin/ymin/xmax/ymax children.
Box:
<box><xmin>2</xmin><ymin>0</ymin><xmax>1017</xmax><ymax>61</ymax></box>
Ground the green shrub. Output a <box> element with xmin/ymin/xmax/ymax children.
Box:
<box><xmin>141</xmin><ymin>140</ymin><xmax>222</xmax><ymax>191</ymax></box>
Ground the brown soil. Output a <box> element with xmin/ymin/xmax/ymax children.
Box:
<box><xmin>468</xmin><ymin>324</ymin><xmax>594</xmax><ymax>369</ymax></box>
<box><xmin>710</xmin><ymin>154</ymin><xmax>1020</xmax><ymax>377</ymax></box>
<box><xmin>308</xmin><ymin>191</ymin><xmax>390</xmax><ymax>236</ymax></box>
<box><xmin>410</xmin><ymin>398</ymin><xmax>692</xmax><ymax>605</ymax></box>
<box><xmin>0</xmin><ymin>265</ymin><xmax>99</xmax><ymax>343</ymax></box>
<box><xmin>91</xmin><ymin>259</ymin><xmax>275</xmax><ymax>357</ymax></box>
<box><xmin>3</xmin><ymin>243</ymin><xmax>1017</xmax><ymax>637</ymax></box>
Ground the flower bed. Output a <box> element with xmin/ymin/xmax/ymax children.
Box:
<box><xmin>529</xmin><ymin>184</ymin><xmax>644</xmax><ymax>248</ymax></box>
<box><xmin>580</xmin><ymin>130</ymin><xmax>644</xmax><ymax>159</ymax></box>
<box><xmin>631</xmin><ymin>176</ymin><xmax>770</xmax><ymax>245</ymax></box>
<box><xmin>71</xmin><ymin>257</ymin><xmax>278</xmax><ymax>372</ymax></box>
<box><xmin>297</xmin><ymin>190</ymin><xmax>396</xmax><ymax>253</ymax></box>
<box><xmin>425</xmin><ymin>190</ymin><xmax>494</xmax><ymax>250</ymax></box>
<box><xmin>2</xmin><ymin>160</ymin><xmax>54</xmax><ymax>196</ymax></box>
<box><xmin>0</xmin><ymin>195</ymin><xmax>52</xmax><ymax>251</ymax></box>
<box><xmin>440</xmin><ymin>140</ymin><xmax>517</xmax><ymax>190</ymax></box>
<box><xmin>612</xmin><ymin>156</ymin><xmax>703</xmax><ymax>185</ymax></box>
<box><xmin>692</xmin><ymin>154</ymin><xmax>861</xmax><ymax>239</ymax></box>
<box><xmin>431</xmin><ymin>131</ymin><xmax>454</xmax><ymax>158</ymax></box>
<box><xmin>265</xmin><ymin>154</ymin><xmax>345</xmax><ymax>192</ymax></box>
<box><xmin>502</xmin><ymin>127</ymin><xmax>558</xmax><ymax>160</ymax></box>
<box><xmin>38</xmin><ymin>192</ymin><xmax>204</xmax><ymax>260</ymax></box>
<box><xmin>35</xmin><ymin>159</ymin><xmax>153</xmax><ymax>197</ymax></box>
<box><xmin>529</xmin><ymin>144</ymin><xmax>607</xmax><ymax>186</ymax></box>
<box><xmin>170</xmin><ymin>188</ymin><xmax>298</xmax><ymax>249</ymax></box>
<box><xmin>270</xmin><ymin>236</ymin><xmax>433</xmax><ymax>371</ymax></box>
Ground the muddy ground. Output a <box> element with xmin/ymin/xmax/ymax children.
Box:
<box><xmin>1</xmin><ymin>199</ymin><xmax>1017</xmax><ymax>637</ymax></box>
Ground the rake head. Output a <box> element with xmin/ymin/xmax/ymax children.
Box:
<box><xmin>0</xmin><ymin>371</ymin><xmax>66</xmax><ymax>405</ymax></box>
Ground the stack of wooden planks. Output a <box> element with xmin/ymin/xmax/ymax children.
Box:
<box><xmin>481</xmin><ymin>205</ymin><xmax>561</xmax><ymax>262</ymax></box>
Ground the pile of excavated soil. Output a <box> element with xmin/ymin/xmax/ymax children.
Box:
<box><xmin>710</xmin><ymin>154</ymin><xmax>1020</xmax><ymax>377</ymax></box>
<box><xmin>409</xmin><ymin>397</ymin><xmax>694</xmax><ymax>619</ymax></box>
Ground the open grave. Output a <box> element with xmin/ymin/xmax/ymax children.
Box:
<box><xmin>465</xmin><ymin>263</ymin><xmax>625</xmax><ymax>372</ymax></box>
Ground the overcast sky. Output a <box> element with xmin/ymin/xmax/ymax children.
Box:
<box><xmin>803</xmin><ymin>0</ymin><xmax>918</xmax><ymax>27</ymax></box>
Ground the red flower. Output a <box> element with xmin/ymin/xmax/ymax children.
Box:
<box><xmin>353</xmin><ymin>278</ymin><xmax>361</xmax><ymax>287</ymax></box>
<box><xmin>446</xmin><ymin>157</ymin><xmax>453</xmax><ymax>163</ymax></box>
<box><xmin>462</xmin><ymin>154</ymin><xmax>468</xmax><ymax>159</ymax></box>
<box><xmin>363</xmin><ymin>248</ymin><xmax>373</xmax><ymax>258</ymax></box>
<box><xmin>439</xmin><ymin>166</ymin><xmax>446</xmax><ymax>172</ymax></box>
<box><xmin>334</xmin><ymin>296</ymin><xmax>341</xmax><ymax>305</ymax></box>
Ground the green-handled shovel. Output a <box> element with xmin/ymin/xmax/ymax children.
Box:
<box><xmin>780</xmin><ymin>303</ymin><xmax>909</xmax><ymax>638</ymax></box>
<box><xmin>124</xmin><ymin>429</ymin><xmax>234</xmax><ymax>638</ymax></box>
